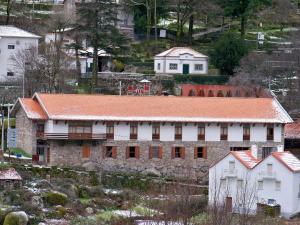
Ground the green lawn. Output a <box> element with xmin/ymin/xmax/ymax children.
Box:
<box><xmin>9</xmin><ymin>148</ymin><xmax>31</xmax><ymax>158</ymax></box>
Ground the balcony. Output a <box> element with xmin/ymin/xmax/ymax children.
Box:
<box><xmin>175</xmin><ymin>134</ymin><xmax>182</xmax><ymax>140</ymax></box>
<box><xmin>259</xmin><ymin>171</ymin><xmax>276</xmax><ymax>180</ymax></box>
<box><xmin>267</xmin><ymin>135</ymin><xmax>274</xmax><ymax>141</ymax></box>
<box><xmin>130</xmin><ymin>133</ymin><xmax>137</xmax><ymax>140</ymax></box>
<box><xmin>221</xmin><ymin>134</ymin><xmax>228</xmax><ymax>141</ymax></box>
<box><xmin>37</xmin><ymin>132</ymin><xmax>106</xmax><ymax>140</ymax></box>
<box><xmin>198</xmin><ymin>134</ymin><xmax>205</xmax><ymax>141</ymax></box>
<box><xmin>152</xmin><ymin>134</ymin><xmax>160</xmax><ymax>140</ymax></box>
<box><xmin>223</xmin><ymin>169</ymin><xmax>237</xmax><ymax>178</ymax></box>
<box><xmin>243</xmin><ymin>135</ymin><xmax>250</xmax><ymax>141</ymax></box>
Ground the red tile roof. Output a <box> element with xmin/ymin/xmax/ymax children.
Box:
<box><xmin>0</xmin><ymin>168</ymin><xmax>22</xmax><ymax>180</ymax></box>
<box><xmin>25</xmin><ymin>93</ymin><xmax>293</xmax><ymax>123</ymax></box>
<box><xmin>272</xmin><ymin>152</ymin><xmax>300</xmax><ymax>172</ymax></box>
<box><xmin>285</xmin><ymin>120</ymin><xmax>300</xmax><ymax>139</ymax></box>
<box><xmin>231</xmin><ymin>150</ymin><xmax>261</xmax><ymax>169</ymax></box>
<box><xmin>19</xmin><ymin>98</ymin><xmax>47</xmax><ymax>120</ymax></box>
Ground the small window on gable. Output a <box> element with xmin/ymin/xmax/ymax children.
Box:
<box><xmin>8</xmin><ymin>44</ymin><xmax>15</xmax><ymax>49</ymax></box>
<box><xmin>258</xmin><ymin>180</ymin><xmax>263</xmax><ymax>190</ymax></box>
<box><xmin>267</xmin><ymin>163</ymin><xmax>273</xmax><ymax>174</ymax></box>
<box><xmin>237</xmin><ymin>179</ymin><xmax>243</xmax><ymax>189</ymax></box>
<box><xmin>220</xmin><ymin>178</ymin><xmax>226</xmax><ymax>188</ymax></box>
<box><xmin>275</xmin><ymin>181</ymin><xmax>281</xmax><ymax>191</ymax></box>
<box><xmin>229</xmin><ymin>161</ymin><xmax>235</xmax><ymax>172</ymax></box>
<box><xmin>157</xmin><ymin>63</ymin><xmax>161</xmax><ymax>70</ymax></box>
<box><xmin>7</xmin><ymin>72</ymin><xmax>14</xmax><ymax>76</ymax></box>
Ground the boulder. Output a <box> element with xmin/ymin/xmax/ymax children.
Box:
<box><xmin>36</xmin><ymin>180</ymin><xmax>52</xmax><ymax>189</ymax></box>
<box><xmin>31</xmin><ymin>196</ymin><xmax>44</xmax><ymax>208</ymax></box>
<box><xmin>85</xmin><ymin>207</ymin><xmax>93</xmax><ymax>215</ymax></box>
<box><xmin>142</xmin><ymin>168</ymin><xmax>161</xmax><ymax>177</ymax></box>
<box><xmin>3</xmin><ymin>211</ymin><xmax>28</xmax><ymax>225</ymax></box>
<box><xmin>45</xmin><ymin>191</ymin><xmax>68</xmax><ymax>206</ymax></box>
<box><xmin>82</xmin><ymin>162</ymin><xmax>99</xmax><ymax>172</ymax></box>
<box><xmin>0</xmin><ymin>206</ymin><xmax>13</xmax><ymax>224</ymax></box>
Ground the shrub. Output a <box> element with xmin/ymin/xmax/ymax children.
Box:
<box><xmin>45</xmin><ymin>191</ymin><xmax>68</xmax><ymax>206</ymax></box>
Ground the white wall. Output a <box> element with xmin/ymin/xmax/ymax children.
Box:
<box><xmin>54</xmin><ymin>121</ymin><xmax>68</xmax><ymax>133</ymax></box>
<box><xmin>154</xmin><ymin>56</ymin><xmax>208</xmax><ymax>75</ymax></box>
<box><xmin>160</xmin><ymin>123</ymin><xmax>175</xmax><ymax>141</ymax></box>
<box><xmin>274</xmin><ymin>125</ymin><xmax>282</xmax><ymax>142</ymax></box>
<box><xmin>138</xmin><ymin>123</ymin><xmax>152</xmax><ymax>141</ymax></box>
<box><xmin>205</xmin><ymin>124</ymin><xmax>220</xmax><ymax>142</ymax></box>
<box><xmin>182</xmin><ymin>124</ymin><xmax>198</xmax><ymax>141</ymax></box>
<box><xmin>44</xmin><ymin>120</ymin><xmax>54</xmax><ymax>133</ymax></box>
<box><xmin>92</xmin><ymin>123</ymin><xmax>106</xmax><ymax>134</ymax></box>
<box><xmin>0</xmin><ymin>37</ymin><xmax>39</xmax><ymax>81</ymax></box>
<box><xmin>114</xmin><ymin>122</ymin><xmax>130</xmax><ymax>140</ymax></box>
<box><xmin>228</xmin><ymin>125</ymin><xmax>243</xmax><ymax>142</ymax></box>
<box><xmin>250</xmin><ymin>125</ymin><xmax>267</xmax><ymax>142</ymax></box>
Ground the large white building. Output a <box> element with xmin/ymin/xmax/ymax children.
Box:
<box><xmin>0</xmin><ymin>26</ymin><xmax>40</xmax><ymax>82</ymax></box>
<box><xmin>154</xmin><ymin>47</ymin><xmax>209</xmax><ymax>75</ymax></box>
<box><xmin>209</xmin><ymin>148</ymin><xmax>300</xmax><ymax>218</ymax></box>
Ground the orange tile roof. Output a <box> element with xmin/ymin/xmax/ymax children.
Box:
<box><xmin>285</xmin><ymin>120</ymin><xmax>300</xmax><ymax>139</ymax></box>
<box><xmin>26</xmin><ymin>93</ymin><xmax>292</xmax><ymax>123</ymax></box>
<box><xmin>272</xmin><ymin>151</ymin><xmax>300</xmax><ymax>172</ymax></box>
<box><xmin>19</xmin><ymin>98</ymin><xmax>47</xmax><ymax>120</ymax></box>
<box><xmin>231</xmin><ymin>150</ymin><xmax>261</xmax><ymax>169</ymax></box>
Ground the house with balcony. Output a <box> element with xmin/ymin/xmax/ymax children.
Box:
<box><xmin>0</xmin><ymin>26</ymin><xmax>40</xmax><ymax>81</ymax></box>
<box><xmin>209</xmin><ymin>148</ymin><xmax>300</xmax><ymax>218</ymax></box>
<box><xmin>11</xmin><ymin>93</ymin><xmax>292</xmax><ymax>178</ymax></box>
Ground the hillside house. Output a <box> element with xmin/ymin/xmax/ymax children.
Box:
<box><xmin>285</xmin><ymin>119</ymin><xmax>300</xmax><ymax>158</ymax></box>
<box><xmin>209</xmin><ymin>149</ymin><xmax>300</xmax><ymax>218</ymax></box>
<box><xmin>0</xmin><ymin>168</ymin><xmax>22</xmax><ymax>189</ymax></box>
<box><xmin>154</xmin><ymin>47</ymin><xmax>208</xmax><ymax>75</ymax></box>
<box><xmin>0</xmin><ymin>26</ymin><xmax>40</xmax><ymax>82</ymax></box>
<box><xmin>11</xmin><ymin>93</ymin><xmax>292</xmax><ymax>178</ymax></box>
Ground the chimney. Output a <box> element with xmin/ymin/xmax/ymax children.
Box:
<box><xmin>251</xmin><ymin>145</ymin><xmax>258</xmax><ymax>159</ymax></box>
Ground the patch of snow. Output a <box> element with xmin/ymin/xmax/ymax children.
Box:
<box><xmin>135</xmin><ymin>220</ymin><xmax>184</xmax><ymax>225</ymax></box>
<box><xmin>103</xmin><ymin>188</ymin><xmax>123</xmax><ymax>195</ymax></box>
<box><xmin>112</xmin><ymin>210</ymin><xmax>141</xmax><ymax>217</ymax></box>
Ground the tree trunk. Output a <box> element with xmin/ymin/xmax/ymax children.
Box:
<box><xmin>176</xmin><ymin>1</ymin><xmax>180</xmax><ymax>44</ymax></box>
<box><xmin>91</xmin><ymin>45</ymin><xmax>98</xmax><ymax>93</ymax></box>
<box><xmin>6</xmin><ymin>0</ymin><xmax>11</xmax><ymax>25</ymax></box>
<box><xmin>241</xmin><ymin>14</ymin><xmax>247</xmax><ymax>39</ymax></box>
<box><xmin>75</xmin><ymin>47</ymin><xmax>81</xmax><ymax>81</ymax></box>
<box><xmin>146</xmin><ymin>0</ymin><xmax>151</xmax><ymax>41</ymax></box>
<box><xmin>188</xmin><ymin>14</ymin><xmax>194</xmax><ymax>45</ymax></box>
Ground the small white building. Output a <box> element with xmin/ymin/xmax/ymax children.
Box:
<box><xmin>209</xmin><ymin>148</ymin><xmax>300</xmax><ymax>218</ymax></box>
<box><xmin>0</xmin><ymin>26</ymin><xmax>40</xmax><ymax>81</ymax></box>
<box><xmin>154</xmin><ymin>47</ymin><xmax>208</xmax><ymax>75</ymax></box>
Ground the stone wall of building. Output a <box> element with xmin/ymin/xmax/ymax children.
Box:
<box><xmin>16</xmin><ymin>108</ymin><xmax>36</xmax><ymax>155</ymax></box>
<box><xmin>47</xmin><ymin>139</ymin><xmax>283</xmax><ymax>179</ymax></box>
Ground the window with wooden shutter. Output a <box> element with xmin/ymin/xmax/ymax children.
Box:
<box><xmin>158</xmin><ymin>146</ymin><xmax>163</xmax><ymax>159</ymax></box>
<box><xmin>198</xmin><ymin>124</ymin><xmax>205</xmax><ymax>140</ymax></box>
<box><xmin>126</xmin><ymin>146</ymin><xmax>139</xmax><ymax>159</ymax></box>
<box><xmin>130</xmin><ymin>123</ymin><xmax>138</xmax><ymax>140</ymax></box>
<box><xmin>175</xmin><ymin>123</ymin><xmax>182</xmax><ymax>140</ymax></box>
<box><xmin>112</xmin><ymin>147</ymin><xmax>117</xmax><ymax>159</ymax></box>
<box><xmin>149</xmin><ymin>146</ymin><xmax>153</xmax><ymax>159</ymax></box>
<box><xmin>243</xmin><ymin>125</ymin><xmax>250</xmax><ymax>140</ymax></box>
<box><xmin>172</xmin><ymin>146</ymin><xmax>184</xmax><ymax>159</ymax></box>
<box><xmin>106</xmin><ymin>122</ymin><xmax>114</xmax><ymax>139</ymax></box>
<box><xmin>203</xmin><ymin>147</ymin><xmax>207</xmax><ymax>159</ymax></box>
<box><xmin>152</xmin><ymin>123</ymin><xmax>160</xmax><ymax>140</ymax></box>
<box><xmin>126</xmin><ymin>146</ymin><xmax>130</xmax><ymax>159</ymax></box>
<box><xmin>180</xmin><ymin>147</ymin><xmax>185</xmax><ymax>159</ymax></box>
<box><xmin>171</xmin><ymin>147</ymin><xmax>175</xmax><ymax>159</ymax></box>
<box><xmin>135</xmin><ymin>146</ymin><xmax>140</xmax><ymax>159</ymax></box>
<box><xmin>82</xmin><ymin>145</ymin><xmax>90</xmax><ymax>158</ymax></box>
<box><xmin>267</xmin><ymin>126</ymin><xmax>274</xmax><ymax>141</ymax></box>
<box><xmin>194</xmin><ymin>146</ymin><xmax>207</xmax><ymax>159</ymax></box>
<box><xmin>220</xmin><ymin>125</ymin><xmax>228</xmax><ymax>140</ymax></box>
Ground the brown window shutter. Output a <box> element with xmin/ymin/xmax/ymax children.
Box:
<box><xmin>112</xmin><ymin>146</ymin><xmax>117</xmax><ymax>159</ymax></box>
<box><xmin>158</xmin><ymin>146</ymin><xmax>163</xmax><ymax>159</ymax></box>
<box><xmin>136</xmin><ymin>146</ymin><xmax>140</xmax><ymax>159</ymax></box>
<box><xmin>203</xmin><ymin>147</ymin><xmax>207</xmax><ymax>159</ymax></box>
<box><xmin>194</xmin><ymin>147</ymin><xmax>198</xmax><ymax>159</ymax></box>
<box><xmin>180</xmin><ymin>147</ymin><xmax>185</xmax><ymax>159</ymax></box>
<box><xmin>149</xmin><ymin>146</ymin><xmax>153</xmax><ymax>159</ymax></box>
<box><xmin>126</xmin><ymin>146</ymin><xmax>130</xmax><ymax>159</ymax></box>
<box><xmin>171</xmin><ymin>147</ymin><xmax>175</xmax><ymax>159</ymax></box>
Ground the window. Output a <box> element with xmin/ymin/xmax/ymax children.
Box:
<box><xmin>169</xmin><ymin>63</ymin><xmax>178</xmax><ymax>70</ymax></box>
<box><xmin>126</xmin><ymin>146</ymin><xmax>139</xmax><ymax>159</ymax></box>
<box><xmin>229</xmin><ymin>161</ymin><xmax>235</xmax><ymax>173</ymax></box>
<box><xmin>8</xmin><ymin>44</ymin><xmax>15</xmax><ymax>49</ymax></box>
<box><xmin>268</xmin><ymin>199</ymin><xmax>276</xmax><ymax>205</ymax></box>
<box><xmin>69</xmin><ymin>125</ymin><xmax>92</xmax><ymax>134</ymax></box>
<box><xmin>175</xmin><ymin>123</ymin><xmax>182</xmax><ymax>140</ymax></box>
<box><xmin>243</xmin><ymin>125</ymin><xmax>250</xmax><ymax>140</ymax></box>
<box><xmin>194</xmin><ymin>146</ymin><xmax>207</xmax><ymax>159</ymax></box>
<box><xmin>106</xmin><ymin>123</ymin><xmax>114</xmax><ymax>139</ymax></box>
<box><xmin>157</xmin><ymin>63</ymin><xmax>161</xmax><ymax>70</ymax></box>
<box><xmin>130</xmin><ymin>123</ymin><xmax>138</xmax><ymax>140</ymax></box>
<box><xmin>275</xmin><ymin>181</ymin><xmax>281</xmax><ymax>191</ymax></box>
<box><xmin>267</xmin><ymin>126</ymin><xmax>274</xmax><ymax>141</ymax></box>
<box><xmin>194</xmin><ymin>64</ymin><xmax>203</xmax><ymax>71</ymax></box>
<box><xmin>230</xmin><ymin>147</ymin><xmax>250</xmax><ymax>151</ymax></box>
<box><xmin>198</xmin><ymin>124</ymin><xmax>205</xmax><ymax>140</ymax></box>
<box><xmin>267</xmin><ymin>163</ymin><xmax>273</xmax><ymax>174</ymax></box>
<box><xmin>149</xmin><ymin>145</ymin><xmax>162</xmax><ymax>159</ymax></box>
<box><xmin>221</xmin><ymin>125</ymin><xmax>228</xmax><ymax>140</ymax></box>
<box><xmin>262</xmin><ymin>147</ymin><xmax>276</xmax><ymax>159</ymax></box>
<box><xmin>104</xmin><ymin>146</ymin><xmax>117</xmax><ymax>159</ymax></box>
<box><xmin>220</xmin><ymin>178</ymin><xmax>226</xmax><ymax>188</ymax></box>
<box><xmin>172</xmin><ymin>146</ymin><xmax>185</xmax><ymax>159</ymax></box>
<box><xmin>152</xmin><ymin>123</ymin><xmax>160</xmax><ymax>140</ymax></box>
<box><xmin>7</xmin><ymin>72</ymin><xmax>14</xmax><ymax>76</ymax></box>
<box><xmin>82</xmin><ymin>145</ymin><xmax>91</xmax><ymax>158</ymax></box>
<box><xmin>258</xmin><ymin>180</ymin><xmax>263</xmax><ymax>190</ymax></box>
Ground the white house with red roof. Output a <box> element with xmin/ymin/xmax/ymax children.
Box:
<box><xmin>154</xmin><ymin>47</ymin><xmax>208</xmax><ymax>75</ymax></box>
<box><xmin>11</xmin><ymin>93</ymin><xmax>292</xmax><ymax>178</ymax></box>
<box><xmin>209</xmin><ymin>148</ymin><xmax>300</xmax><ymax>218</ymax></box>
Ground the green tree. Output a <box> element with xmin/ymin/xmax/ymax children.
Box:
<box><xmin>218</xmin><ymin>0</ymin><xmax>272</xmax><ymax>38</ymax></box>
<box><xmin>210</xmin><ymin>32</ymin><xmax>248</xmax><ymax>75</ymax></box>
<box><xmin>77</xmin><ymin>0</ymin><xmax>127</xmax><ymax>93</ymax></box>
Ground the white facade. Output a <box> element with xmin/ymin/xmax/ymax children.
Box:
<box><xmin>43</xmin><ymin>121</ymin><xmax>284</xmax><ymax>144</ymax></box>
<box><xmin>154</xmin><ymin>47</ymin><xmax>209</xmax><ymax>75</ymax></box>
<box><xmin>209</xmin><ymin>150</ymin><xmax>300</xmax><ymax>218</ymax></box>
<box><xmin>0</xmin><ymin>26</ymin><xmax>40</xmax><ymax>81</ymax></box>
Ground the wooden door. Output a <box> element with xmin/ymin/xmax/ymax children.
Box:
<box><xmin>226</xmin><ymin>197</ymin><xmax>232</xmax><ymax>212</ymax></box>
<box><xmin>82</xmin><ymin>145</ymin><xmax>91</xmax><ymax>158</ymax></box>
<box><xmin>183</xmin><ymin>64</ymin><xmax>189</xmax><ymax>74</ymax></box>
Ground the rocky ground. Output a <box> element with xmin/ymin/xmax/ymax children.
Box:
<box><xmin>0</xmin><ymin>164</ymin><xmax>207</xmax><ymax>225</ymax></box>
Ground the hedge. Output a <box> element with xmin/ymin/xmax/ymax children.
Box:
<box><xmin>174</xmin><ymin>75</ymin><xmax>229</xmax><ymax>85</ymax></box>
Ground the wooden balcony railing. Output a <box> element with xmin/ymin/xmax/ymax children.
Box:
<box><xmin>152</xmin><ymin>134</ymin><xmax>160</xmax><ymax>140</ymax></box>
<box><xmin>175</xmin><ymin>134</ymin><xmax>182</xmax><ymax>140</ymax></box>
<box><xmin>267</xmin><ymin>135</ymin><xmax>274</xmax><ymax>141</ymax></box>
<box><xmin>37</xmin><ymin>133</ymin><xmax>106</xmax><ymax>140</ymax></box>
<box><xmin>106</xmin><ymin>133</ymin><xmax>114</xmax><ymax>139</ymax></box>
<box><xmin>198</xmin><ymin>134</ymin><xmax>205</xmax><ymax>141</ymax></box>
<box><xmin>221</xmin><ymin>134</ymin><xmax>228</xmax><ymax>141</ymax></box>
<box><xmin>130</xmin><ymin>133</ymin><xmax>137</xmax><ymax>140</ymax></box>
<box><xmin>243</xmin><ymin>135</ymin><xmax>250</xmax><ymax>141</ymax></box>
